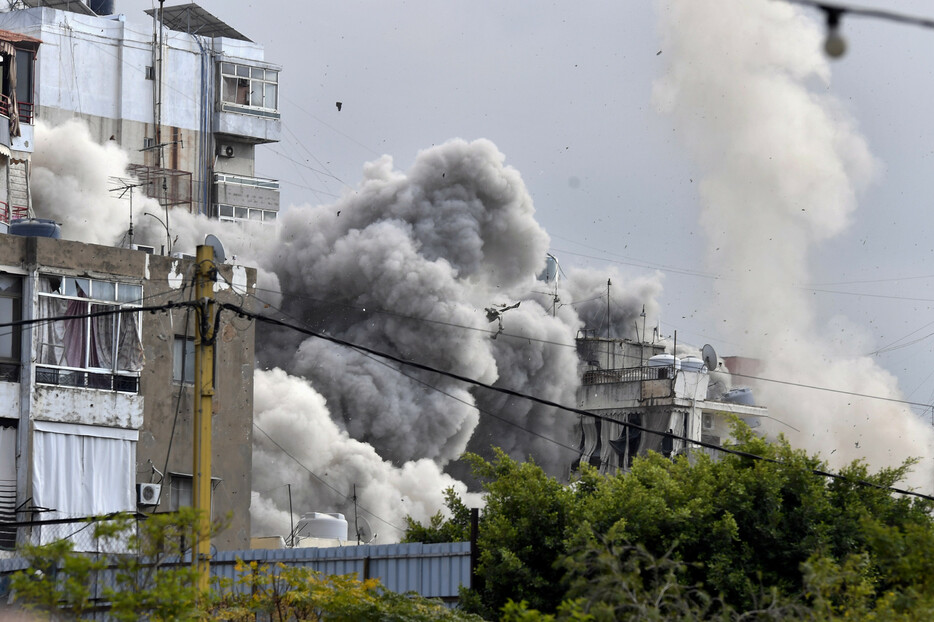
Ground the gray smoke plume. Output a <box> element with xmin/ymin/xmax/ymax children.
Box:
<box><xmin>30</xmin><ymin>122</ymin><xmax>662</xmax><ymax>541</ymax></box>
<box><xmin>654</xmin><ymin>0</ymin><xmax>934</xmax><ymax>486</ymax></box>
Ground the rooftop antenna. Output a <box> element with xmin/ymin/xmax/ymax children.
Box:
<box><xmin>109</xmin><ymin>177</ymin><xmax>146</xmax><ymax>248</ymax></box>
<box><xmin>606</xmin><ymin>278</ymin><xmax>611</xmax><ymax>340</ymax></box>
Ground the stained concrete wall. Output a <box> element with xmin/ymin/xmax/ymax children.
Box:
<box><xmin>139</xmin><ymin>252</ymin><xmax>256</xmax><ymax>550</ymax></box>
<box><xmin>0</xmin><ymin>235</ymin><xmax>256</xmax><ymax>550</ymax></box>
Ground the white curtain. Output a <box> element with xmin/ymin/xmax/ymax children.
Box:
<box><xmin>32</xmin><ymin>421</ymin><xmax>136</xmax><ymax>549</ymax></box>
<box><xmin>0</xmin><ymin>426</ymin><xmax>16</xmax><ymax>549</ymax></box>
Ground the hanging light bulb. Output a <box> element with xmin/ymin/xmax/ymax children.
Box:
<box><xmin>822</xmin><ymin>7</ymin><xmax>847</xmax><ymax>59</ymax></box>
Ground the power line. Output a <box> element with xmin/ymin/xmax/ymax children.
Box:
<box><xmin>222</xmin><ymin>302</ymin><xmax>934</xmax><ymax>504</ymax></box>
<box><xmin>252</xmin><ymin>422</ymin><xmax>405</xmax><ymax>534</ymax></box>
<box><xmin>783</xmin><ymin>0</ymin><xmax>934</xmax><ymax>30</ymax></box>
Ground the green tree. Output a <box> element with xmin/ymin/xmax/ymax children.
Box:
<box><xmin>405</xmin><ymin>424</ymin><xmax>934</xmax><ymax>619</ymax></box>
<box><xmin>402</xmin><ymin>486</ymin><xmax>472</xmax><ymax>544</ymax></box>
<box><xmin>11</xmin><ymin>510</ymin><xmax>483</xmax><ymax>621</ymax></box>
<box><xmin>11</xmin><ymin>509</ymin><xmax>214</xmax><ymax>621</ymax></box>
<box><xmin>212</xmin><ymin>560</ymin><xmax>482</xmax><ymax>621</ymax></box>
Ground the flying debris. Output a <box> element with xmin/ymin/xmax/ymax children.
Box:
<box><xmin>485</xmin><ymin>301</ymin><xmax>521</xmax><ymax>339</ymax></box>
<box><xmin>335</xmin><ymin>101</ymin><xmax>342</xmax><ymax>111</ymax></box>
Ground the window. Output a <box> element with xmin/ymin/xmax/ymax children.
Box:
<box><xmin>0</xmin><ymin>274</ymin><xmax>21</xmax><ymax>382</ymax></box>
<box><xmin>215</xmin><ymin>203</ymin><xmax>278</xmax><ymax>225</ymax></box>
<box><xmin>14</xmin><ymin>49</ymin><xmax>32</xmax><ymax>106</ymax></box>
<box><xmin>169</xmin><ymin>472</ymin><xmax>218</xmax><ymax>515</ymax></box>
<box><xmin>219</xmin><ymin>62</ymin><xmax>278</xmax><ymax>113</ymax></box>
<box><xmin>35</xmin><ymin>275</ymin><xmax>144</xmax><ymax>392</ymax></box>
<box><xmin>173</xmin><ymin>336</ymin><xmax>194</xmax><ymax>384</ymax></box>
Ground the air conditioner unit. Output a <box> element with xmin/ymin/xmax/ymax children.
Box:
<box><xmin>131</xmin><ymin>244</ymin><xmax>155</xmax><ymax>254</ymax></box>
<box><xmin>217</xmin><ymin>144</ymin><xmax>235</xmax><ymax>158</ymax></box>
<box><xmin>137</xmin><ymin>483</ymin><xmax>161</xmax><ymax>506</ymax></box>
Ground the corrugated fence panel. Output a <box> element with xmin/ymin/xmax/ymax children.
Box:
<box><xmin>0</xmin><ymin>541</ymin><xmax>471</xmax><ymax>604</ymax></box>
<box><xmin>212</xmin><ymin>541</ymin><xmax>471</xmax><ymax>600</ymax></box>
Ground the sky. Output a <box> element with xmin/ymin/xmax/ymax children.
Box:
<box><xmin>101</xmin><ymin>1</ymin><xmax>934</xmax><ymax>488</ymax></box>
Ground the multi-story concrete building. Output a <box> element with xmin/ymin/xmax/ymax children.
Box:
<box><xmin>0</xmin><ymin>233</ymin><xmax>256</xmax><ymax>551</ymax></box>
<box><xmin>574</xmin><ymin>333</ymin><xmax>767</xmax><ymax>473</ymax></box>
<box><xmin>0</xmin><ymin>0</ymin><xmax>281</xmax><ymax>225</ymax></box>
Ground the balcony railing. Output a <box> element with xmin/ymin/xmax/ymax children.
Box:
<box><xmin>0</xmin><ymin>95</ymin><xmax>33</xmax><ymax>125</ymax></box>
<box><xmin>0</xmin><ymin>201</ymin><xmax>28</xmax><ymax>225</ymax></box>
<box><xmin>36</xmin><ymin>366</ymin><xmax>140</xmax><ymax>393</ymax></box>
<box><xmin>214</xmin><ymin>173</ymin><xmax>279</xmax><ymax>190</ymax></box>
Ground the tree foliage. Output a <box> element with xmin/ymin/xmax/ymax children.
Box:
<box><xmin>10</xmin><ymin>509</ymin><xmax>480</xmax><ymax>622</ymax></box>
<box><xmin>405</xmin><ymin>424</ymin><xmax>934</xmax><ymax>620</ymax></box>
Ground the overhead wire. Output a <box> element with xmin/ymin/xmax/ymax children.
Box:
<box><xmin>220</xmin><ymin>302</ymin><xmax>934</xmax><ymax>504</ymax></box>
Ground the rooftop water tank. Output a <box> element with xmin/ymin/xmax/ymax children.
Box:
<box><xmin>647</xmin><ymin>354</ymin><xmax>681</xmax><ymax>370</ymax></box>
<box><xmin>680</xmin><ymin>356</ymin><xmax>707</xmax><ymax>373</ymax></box>
<box><xmin>10</xmin><ymin>218</ymin><xmax>61</xmax><ymax>239</ymax></box>
<box><xmin>294</xmin><ymin>512</ymin><xmax>348</xmax><ymax>541</ymax></box>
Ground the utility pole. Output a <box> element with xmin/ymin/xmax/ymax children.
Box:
<box><xmin>192</xmin><ymin>244</ymin><xmax>215</xmax><ymax>593</ymax></box>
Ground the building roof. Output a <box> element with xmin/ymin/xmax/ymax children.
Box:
<box><xmin>20</xmin><ymin>0</ymin><xmax>96</xmax><ymax>16</ymax></box>
<box><xmin>144</xmin><ymin>3</ymin><xmax>252</xmax><ymax>42</ymax></box>
<box><xmin>0</xmin><ymin>28</ymin><xmax>42</xmax><ymax>48</ymax></box>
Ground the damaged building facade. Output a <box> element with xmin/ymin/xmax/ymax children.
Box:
<box><xmin>0</xmin><ymin>1</ymin><xmax>281</xmax><ymax>227</ymax></box>
<box><xmin>574</xmin><ymin>332</ymin><xmax>767</xmax><ymax>472</ymax></box>
<box><xmin>0</xmin><ymin>235</ymin><xmax>256</xmax><ymax>551</ymax></box>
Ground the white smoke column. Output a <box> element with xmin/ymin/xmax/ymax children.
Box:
<box><xmin>655</xmin><ymin>0</ymin><xmax>934</xmax><ymax>485</ymax></box>
<box><xmin>251</xmin><ymin>368</ymin><xmax>481</xmax><ymax>540</ymax></box>
<box><xmin>31</xmin><ymin>120</ymin><xmax>132</xmax><ymax>244</ymax></box>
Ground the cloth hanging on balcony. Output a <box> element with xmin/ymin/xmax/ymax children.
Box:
<box><xmin>0</xmin><ymin>41</ymin><xmax>18</xmax><ymax>137</ymax></box>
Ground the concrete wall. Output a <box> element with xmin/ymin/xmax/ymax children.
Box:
<box><xmin>0</xmin><ymin>235</ymin><xmax>256</xmax><ymax>551</ymax></box>
<box><xmin>137</xmin><ymin>252</ymin><xmax>255</xmax><ymax>550</ymax></box>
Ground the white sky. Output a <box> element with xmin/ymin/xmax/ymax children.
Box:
<box><xmin>117</xmin><ymin>0</ymin><xmax>934</xmax><ymax>421</ymax></box>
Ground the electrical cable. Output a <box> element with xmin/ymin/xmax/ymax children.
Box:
<box><xmin>783</xmin><ymin>0</ymin><xmax>934</xmax><ymax>30</ymax></box>
<box><xmin>252</xmin><ymin>422</ymin><xmax>405</xmax><ymax>534</ymax></box>
<box><xmin>223</xmin><ymin>303</ymin><xmax>934</xmax><ymax>503</ymax></box>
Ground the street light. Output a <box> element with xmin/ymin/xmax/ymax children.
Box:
<box><xmin>144</xmin><ymin>212</ymin><xmax>173</xmax><ymax>255</ymax></box>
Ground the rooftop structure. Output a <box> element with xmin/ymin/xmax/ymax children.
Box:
<box><xmin>573</xmin><ymin>333</ymin><xmax>767</xmax><ymax>473</ymax></box>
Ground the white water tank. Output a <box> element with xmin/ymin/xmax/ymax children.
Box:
<box><xmin>648</xmin><ymin>354</ymin><xmax>681</xmax><ymax>370</ymax></box>
<box><xmin>680</xmin><ymin>356</ymin><xmax>707</xmax><ymax>373</ymax></box>
<box><xmin>294</xmin><ymin>512</ymin><xmax>348</xmax><ymax>541</ymax></box>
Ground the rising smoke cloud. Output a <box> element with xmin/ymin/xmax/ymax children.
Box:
<box><xmin>30</xmin><ymin>122</ymin><xmax>661</xmax><ymax>541</ymax></box>
<box><xmin>654</xmin><ymin>0</ymin><xmax>934</xmax><ymax>485</ymax></box>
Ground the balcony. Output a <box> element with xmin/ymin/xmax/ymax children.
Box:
<box><xmin>214</xmin><ymin>173</ymin><xmax>279</xmax><ymax>222</ymax></box>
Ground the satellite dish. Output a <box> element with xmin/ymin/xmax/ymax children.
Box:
<box><xmin>701</xmin><ymin>344</ymin><xmax>718</xmax><ymax>372</ymax></box>
<box><xmin>354</xmin><ymin>516</ymin><xmax>377</xmax><ymax>545</ymax></box>
<box><xmin>204</xmin><ymin>233</ymin><xmax>226</xmax><ymax>264</ymax></box>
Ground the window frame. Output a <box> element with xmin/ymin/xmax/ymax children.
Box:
<box><xmin>0</xmin><ymin>273</ymin><xmax>22</xmax><ymax>382</ymax></box>
<box><xmin>219</xmin><ymin>61</ymin><xmax>279</xmax><ymax>113</ymax></box>
<box><xmin>35</xmin><ymin>274</ymin><xmax>144</xmax><ymax>392</ymax></box>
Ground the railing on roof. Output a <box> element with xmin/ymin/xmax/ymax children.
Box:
<box><xmin>582</xmin><ymin>365</ymin><xmax>676</xmax><ymax>386</ymax></box>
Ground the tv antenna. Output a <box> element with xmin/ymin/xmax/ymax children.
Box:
<box><xmin>351</xmin><ymin>484</ymin><xmax>377</xmax><ymax>544</ymax></box>
<box><xmin>109</xmin><ymin>176</ymin><xmax>146</xmax><ymax>247</ymax></box>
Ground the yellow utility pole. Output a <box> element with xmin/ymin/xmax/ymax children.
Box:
<box><xmin>193</xmin><ymin>244</ymin><xmax>215</xmax><ymax>593</ymax></box>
